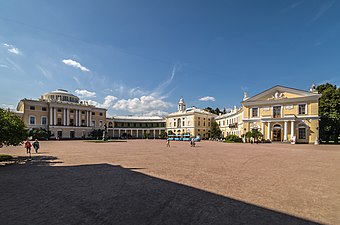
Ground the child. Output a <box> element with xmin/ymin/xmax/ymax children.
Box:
<box><xmin>33</xmin><ymin>139</ymin><xmax>40</xmax><ymax>153</ymax></box>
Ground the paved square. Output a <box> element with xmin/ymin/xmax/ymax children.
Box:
<box><xmin>1</xmin><ymin>140</ymin><xmax>339</xmax><ymax>224</ymax></box>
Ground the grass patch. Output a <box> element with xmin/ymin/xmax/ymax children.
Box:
<box><xmin>0</xmin><ymin>154</ymin><xmax>13</xmax><ymax>162</ymax></box>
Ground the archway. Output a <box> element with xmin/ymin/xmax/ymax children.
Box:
<box><xmin>272</xmin><ymin>124</ymin><xmax>282</xmax><ymax>141</ymax></box>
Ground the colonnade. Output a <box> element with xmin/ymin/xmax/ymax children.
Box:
<box><xmin>49</xmin><ymin>107</ymin><xmax>92</xmax><ymax>127</ymax></box>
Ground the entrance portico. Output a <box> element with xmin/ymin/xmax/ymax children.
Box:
<box><xmin>261</xmin><ymin>118</ymin><xmax>295</xmax><ymax>142</ymax></box>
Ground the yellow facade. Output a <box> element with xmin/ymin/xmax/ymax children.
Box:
<box><xmin>241</xmin><ymin>85</ymin><xmax>321</xmax><ymax>144</ymax></box>
<box><xmin>166</xmin><ymin>98</ymin><xmax>216</xmax><ymax>139</ymax></box>
<box><xmin>17</xmin><ymin>89</ymin><xmax>106</xmax><ymax>139</ymax></box>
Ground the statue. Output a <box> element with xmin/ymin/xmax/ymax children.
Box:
<box><xmin>102</xmin><ymin>124</ymin><xmax>107</xmax><ymax>141</ymax></box>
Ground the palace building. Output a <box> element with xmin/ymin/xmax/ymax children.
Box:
<box><xmin>106</xmin><ymin>116</ymin><xmax>166</xmax><ymax>139</ymax></box>
<box><xmin>13</xmin><ymin>85</ymin><xmax>321</xmax><ymax>143</ymax></box>
<box><xmin>241</xmin><ymin>85</ymin><xmax>321</xmax><ymax>144</ymax></box>
<box><xmin>165</xmin><ymin>97</ymin><xmax>216</xmax><ymax>139</ymax></box>
<box><xmin>16</xmin><ymin>89</ymin><xmax>107</xmax><ymax>139</ymax></box>
<box><xmin>215</xmin><ymin>106</ymin><xmax>244</xmax><ymax>138</ymax></box>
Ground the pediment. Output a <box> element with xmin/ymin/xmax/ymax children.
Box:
<box><xmin>244</xmin><ymin>85</ymin><xmax>318</xmax><ymax>102</ymax></box>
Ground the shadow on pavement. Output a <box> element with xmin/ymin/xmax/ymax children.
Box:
<box><xmin>0</xmin><ymin>161</ymin><xmax>321</xmax><ymax>225</ymax></box>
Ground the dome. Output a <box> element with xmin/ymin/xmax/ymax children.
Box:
<box><xmin>42</xmin><ymin>89</ymin><xmax>80</xmax><ymax>103</ymax></box>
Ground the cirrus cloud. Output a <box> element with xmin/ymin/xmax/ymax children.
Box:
<box><xmin>199</xmin><ymin>96</ymin><xmax>216</xmax><ymax>101</ymax></box>
<box><xmin>62</xmin><ymin>59</ymin><xmax>90</xmax><ymax>72</ymax></box>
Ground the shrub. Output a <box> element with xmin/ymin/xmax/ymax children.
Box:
<box><xmin>225</xmin><ymin>135</ymin><xmax>242</xmax><ymax>143</ymax></box>
<box><xmin>0</xmin><ymin>154</ymin><xmax>13</xmax><ymax>162</ymax></box>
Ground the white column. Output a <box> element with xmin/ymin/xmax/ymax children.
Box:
<box><xmin>50</xmin><ymin>107</ymin><xmax>53</xmax><ymax>125</ymax></box>
<box><xmin>76</xmin><ymin>110</ymin><xmax>78</xmax><ymax>126</ymax></box>
<box><xmin>291</xmin><ymin>121</ymin><xmax>295</xmax><ymax>138</ymax></box>
<box><xmin>78</xmin><ymin>110</ymin><xmax>81</xmax><ymax>126</ymax></box>
<box><xmin>67</xmin><ymin>109</ymin><xmax>70</xmax><ymax>126</ymax></box>
<box><xmin>261</xmin><ymin>122</ymin><xmax>265</xmax><ymax>138</ymax></box>
<box><xmin>63</xmin><ymin>108</ymin><xmax>66</xmax><ymax>125</ymax></box>
<box><xmin>284</xmin><ymin>121</ymin><xmax>288</xmax><ymax>141</ymax></box>
<box><xmin>267</xmin><ymin>122</ymin><xmax>271</xmax><ymax>140</ymax></box>
<box><xmin>53</xmin><ymin>107</ymin><xmax>57</xmax><ymax>126</ymax></box>
<box><xmin>118</xmin><ymin>129</ymin><xmax>121</xmax><ymax>138</ymax></box>
<box><xmin>89</xmin><ymin>111</ymin><xmax>92</xmax><ymax>127</ymax></box>
<box><xmin>86</xmin><ymin>111</ymin><xmax>89</xmax><ymax>127</ymax></box>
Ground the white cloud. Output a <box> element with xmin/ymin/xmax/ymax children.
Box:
<box><xmin>87</xmin><ymin>95</ymin><xmax>117</xmax><ymax>109</ymax></box>
<box><xmin>62</xmin><ymin>59</ymin><xmax>90</xmax><ymax>72</ymax></box>
<box><xmin>3</xmin><ymin>43</ymin><xmax>21</xmax><ymax>55</ymax></box>
<box><xmin>75</xmin><ymin>89</ymin><xmax>96</xmax><ymax>98</ymax></box>
<box><xmin>199</xmin><ymin>96</ymin><xmax>216</xmax><ymax>101</ymax></box>
<box><xmin>0</xmin><ymin>64</ymin><xmax>8</xmax><ymax>68</ymax></box>
<box><xmin>1</xmin><ymin>104</ymin><xmax>15</xmax><ymax>110</ymax></box>
<box><xmin>112</xmin><ymin>95</ymin><xmax>172</xmax><ymax>115</ymax></box>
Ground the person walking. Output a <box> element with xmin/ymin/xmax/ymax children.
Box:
<box><xmin>24</xmin><ymin>139</ymin><xmax>32</xmax><ymax>158</ymax></box>
<box><xmin>191</xmin><ymin>138</ymin><xmax>195</xmax><ymax>147</ymax></box>
<box><xmin>166</xmin><ymin>139</ymin><xmax>170</xmax><ymax>147</ymax></box>
<box><xmin>33</xmin><ymin>139</ymin><xmax>40</xmax><ymax>153</ymax></box>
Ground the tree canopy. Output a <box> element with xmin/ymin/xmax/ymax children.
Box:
<box><xmin>317</xmin><ymin>83</ymin><xmax>340</xmax><ymax>143</ymax></box>
<box><xmin>204</xmin><ymin>107</ymin><xmax>227</xmax><ymax>115</ymax></box>
<box><xmin>210</xmin><ymin>121</ymin><xmax>222</xmax><ymax>139</ymax></box>
<box><xmin>0</xmin><ymin>108</ymin><xmax>28</xmax><ymax>147</ymax></box>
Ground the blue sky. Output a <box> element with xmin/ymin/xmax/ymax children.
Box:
<box><xmin>1</xmin><ymin>0</ymin><xmax>340</xmax><ymax>116</ymax></box>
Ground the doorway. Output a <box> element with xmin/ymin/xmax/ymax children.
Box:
<box><xmin>272</xmin><ymin>124</ymin><xmax>282</xmax><ymax>141</ymax></box>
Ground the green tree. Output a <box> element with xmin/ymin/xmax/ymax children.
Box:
<box><xmin>210</xmin><ymin>121</ymin><xmax>222</xmax><ymax>139</ymax></box>
<box><xmin>28</xmin><ymin>128</ymin><xmax>51</xmax><ymax>140</ymax></box>
<box><xmin>0</xmin><ymin>108</ymin><xmax>28</xmax><ymax>147</ymax></box>
<box><xmin>317</xmin><ymin>83</ymin><xmax>340</xmax><ymax>143</ymax></box>
<box><xmin>245</xmin><ymin>129</ymin><xmax>262</xmax><ymax>143</ymax></box>
<box><xmin>89</xmin><ymin>129</ymin><xmax>104</xmax><ymax>140</ymax></box>
<box><xmin>159</xmin><ymin>131</ymin><xmax>167</xmax><ymax>139</ymax></box>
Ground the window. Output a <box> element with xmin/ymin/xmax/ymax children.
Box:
<box><xmin>70</xmin><ymin>110</ymin><xmax>74</xmax><ymax>113</ymax></box>
<box><xmin>81</xmin><ymin>111</ymin><xmax>85</xmax><ymax>114</ymax></box>
<box><xmin>188</xmin><ymin>121</ymin><xmax>190</xmax><ymax>126</ymax></box>
<box><xmin>198</xmin><ymin>121</ymin><xmax>201</xmax><ymax>126</ymax></box>
<box><xmin>223</xmin><ymin>120</ymin><xmax>225</xmax><ymax>126</ymax></box>
<box><xmin>298</xmin><ymin>104</ymin><xmax>306</xmax><ymax>115</ymax></box>
<box><xmin>252</xmin><ymin>108</ymin><xmax>258</xmax><ymax>117</ymax></box>
<box><xmin>298</xmin><ymin>127</ymin><xmax>306</xmax><ymax>139</ymax></box>
<box><xmin>92</xmin><ymin>112</ymin><xmax>95</xmax><ymax>115</ymax></box>
<box><xmin>99</xmin><ymin>112</ymin><xmax>103</xmax><ymax>116</ymax></box>
<box><xmin>29</xmin><ymin>116</ymin><xmax>35</xmax><ymax>125</ymax></box>
<box><xmin>92</xmin><ymin>121</ymin><xmax>96</xmax><ymax>126</ymax></box>
<box><xmin>183</xmin><ymin>121</ymin><xmax>185</xmax><ymax>126</ymax></box>
<box><xmin>30</xmin><ymin>106</ymin><xmax>35</xmax><ymax>110</ymax></box>
<box><xmin>58</xmin><ymin>108</ymin><xmax>62</xmax><ymax>112</ymax></box>
<box><xmin>42</xmin><ymin>107</ymin><xmax>47</xmax><ymax>111</ymax></box>
<box><xmin>81</xmin><ymin>120</ymin><xmax>85</xmax><ymax>126</ymax></box>
<box><xmin>273</xmin><ymin>106</ymin><xmax>281</xmax><ymax>118</ymax></box>
<box><xmin>57</xmin><ymin>118</ymin><xmax>62</xmax><ymax>126</ymax></box>
<box><xmin>41</xmin><ymin>117</ymin><xmax>47</xmax><ymax>125</ymax></box>
<box><xmin>70</xmin><ymin>119</ymin><xmax>74</xmax><ymax>126</ymax></box>
<box><xmin>99</xmin><ymin>121</ymin><xmax>102</xmax><ymax>127</ymax></box>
